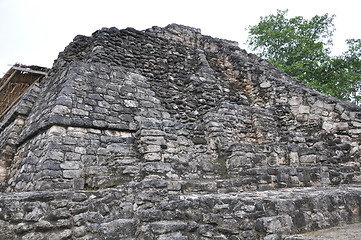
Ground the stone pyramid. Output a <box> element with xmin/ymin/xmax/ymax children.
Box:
<box><xmin>0</xmin><ymin>24</ymin><xmax>361</xmax><ymax>239</ymax></box>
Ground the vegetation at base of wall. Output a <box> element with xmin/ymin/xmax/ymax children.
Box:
<box><xmin>246</xmin><ymin>10</ymin><xmax>361</xmax><ymax>105</ymax></box>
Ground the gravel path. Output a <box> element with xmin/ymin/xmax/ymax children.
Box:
<box><xmin>296</xmin><ymin>222</ymin><xmax>361</xmax><ymax>239</ymax></box>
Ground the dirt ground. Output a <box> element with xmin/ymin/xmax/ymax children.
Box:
<box><xmin>296</xmin><ymin>222</ymin><xmax>361</xmax><ymax>239</ymax></box>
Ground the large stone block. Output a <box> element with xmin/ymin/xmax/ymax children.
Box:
<box><xmin>99</xmin><ymin>219</ymin><xmax>136</xmax><ymax>239</ymax></box>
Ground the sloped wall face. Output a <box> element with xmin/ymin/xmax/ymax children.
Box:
<box><xmin>7</xmin><ymin>125</ymin><xmax>138</xmax><ymax>191</ymax></box>
<box><xmin>6</xmin><ymin>63</ymin><xmax>150</xmax><ymax>191</ymax></box>
<box><xmin>0</xmin><ymin>116</ymin><xmax>25</xmax><ymax>182</ymax></box>
<box><xmin>2</xmin><ymin>25</ymin><xmax>361</xmax><ymax>192</ymax></box>
<box><xmin>0</xmin><ymin>82</ymin><xmax>41</xmax><ymax>187</ymax></box>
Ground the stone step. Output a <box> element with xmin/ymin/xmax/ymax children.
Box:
<box><xmin>1</xmin><ymin>185</ymin><xmax>361</xmax><ymax>239</ymax></box>
<box><xmin>135</xmin><ymin>185</ymin><xmax>361</xmax><ymax>239</ymax></box>
<box><xmin>132</xmin><ymin>165</ymin><xmax>357</xmax><ymax>195</ymax></box>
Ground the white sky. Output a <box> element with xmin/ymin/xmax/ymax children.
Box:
<box><xmin>0</xmin><ymin>0</ymin><xmax>360</xmax><ymax>75</ymax></box>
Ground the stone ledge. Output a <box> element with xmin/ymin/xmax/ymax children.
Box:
<box><xmin>0</xmin><ymin>185</ymin><xmax>360</xmax><ymax>239</ymax></box>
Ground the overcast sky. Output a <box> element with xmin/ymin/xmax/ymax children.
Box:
<box><xmin>0</xmin><ymin>0</ymin><xmax>360</xmax><ymax>75</ymax></box>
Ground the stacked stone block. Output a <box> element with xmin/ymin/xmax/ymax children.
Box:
<box><xmin>0</xmin><ymin>24</ymin><xmax>360</xmax><ymax>239</ymax></box>
<box><xmin>1</xmin><ymin>186</ymin><xmax>361</xmax><ymax>239</ymax></box>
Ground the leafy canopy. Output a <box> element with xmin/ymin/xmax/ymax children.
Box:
<box><xmin>246</xmin><ymin>10</ymin><xmax>360</xmax><ymax>105</ymax></box>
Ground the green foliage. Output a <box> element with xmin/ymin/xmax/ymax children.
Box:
<box><xmin>246</xmin><ymin>10</ymin><xmax>360</xmax><ymax>105</ymax></box>
<box><xmin>314</xmin><ymin>39</ymin><xmax>361</xmax><ymax>104</ymax></box>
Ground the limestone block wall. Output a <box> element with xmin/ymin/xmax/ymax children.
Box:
<box><xmin>1</xmin><ymin>24</ymin><xmax>360</xmax><ymax>192</ymax></box>
<box><xmin>0</xmin><ymin>186</ymin><xmax>361</xmax><ymax>239</ymax></box>
<box><xmin>0</xmin><ymin>82</ymin><xmax>41</xmax><ymax>185</ymax></box>
<box><xmin>0</xmin><ymin>24</ymin><xmax>361</xmax><ymax>239</ymax></box>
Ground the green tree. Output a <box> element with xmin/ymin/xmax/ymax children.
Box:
<box><xmin>246</xmin><ymin>10</ymin><xmax>360</xmax><ymax>104</ymax></box>
<box><xmin>316</xmin><ymin>39</ymin><xmax>361</xmax><ymax>104</ymax></box>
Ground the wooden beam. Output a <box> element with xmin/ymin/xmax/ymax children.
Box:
<box><xmin>0</xmin><ymin>65</ymin><xmax>48</xmax><ymax>121</ymax></box>
<box><xmin>12</xmin><ymin>66</ymin><xmax>48</xmax><ymax>76</ymax></box>
<box><xmin>0</xmin><ymin>70</ymin><xmax>17</xmax><ymax>92</ymax></box>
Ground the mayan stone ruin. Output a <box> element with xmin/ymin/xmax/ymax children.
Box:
<box><xmin>0</xmin><ymin>24</ymin><xmax>361</xmax><ymax>239</ymax></box>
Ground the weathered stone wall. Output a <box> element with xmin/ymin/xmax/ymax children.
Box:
<box><xmin>1</xmin><ymin>186</ymin><xmax>361</xmax><ymax>240</ymax></box>
<box><xmin>5</xmin><ymin>24</ymin><xmax>360</xmax><ymax>192</ymax></box>
<box><xmin>5</xmin><ymin>59</ymin><xmax>360</xmax><ymax>192</ymax></box>
<box><xmin>0</xmin><ymin>24</ymin><xmax>361</xmax><ymax>239</ymax></box>
<box><xmin>0</xmin><ymin>82</ymin><xmax>41</xmax><ymax>185</ymax></box>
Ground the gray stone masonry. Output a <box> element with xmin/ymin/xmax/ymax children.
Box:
<box><xmin>0</xmin><ymin>23</ymin><xmax>360</xmax><ymax>239</ymax></box>
<box><xmin>0</xmin><ymin>184</ymin><xmax>361</xmax><ymax>239</ymax></box>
